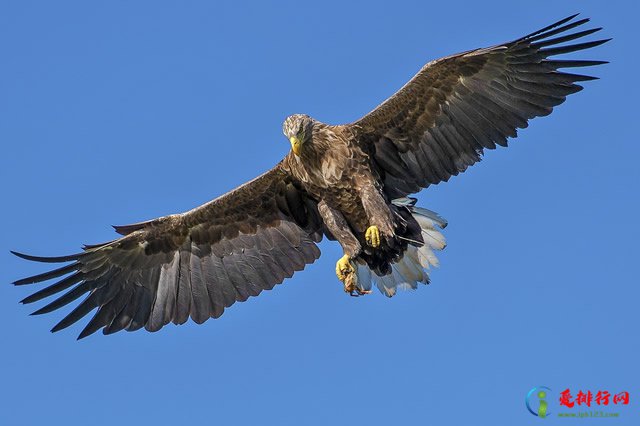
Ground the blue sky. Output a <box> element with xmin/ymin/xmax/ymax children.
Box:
<box><xmin>1</xmin><ymin>1</ymin><xmax>638</xmax><ymax>425</ymax></box>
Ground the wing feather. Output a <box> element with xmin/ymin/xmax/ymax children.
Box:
<box><xmin>351</xmin><ymin>15</ymin><xmax>609</xmax><ymax>197</ymax></box>
<box><xmin>13</xmin><ymin>165</ymin><xmax>323</xmax><ymax>338</ymax></box>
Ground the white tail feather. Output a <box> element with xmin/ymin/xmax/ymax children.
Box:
<box><xmin>355</xmin><ymin>264</ymin><xmax>373</xmax><ymax>291</ymax></box>
<box><xmin>422</xmin><ymin>228</ymin><xmax>446</xmax><ymax>250</ymax></box>
<box><xmin>418</xmin><ymin>244</ymin><xmax>439</xmax><ymax>268</ymax></box>
<box><xmin>413</xmin><ymin>214</ymin><xmax>437</xmax><ymax>231</ymax></box>
<box><xmin>411</xmin><ymin>206</ymin><xmax>448</xmax><ymax>229</ymax></box>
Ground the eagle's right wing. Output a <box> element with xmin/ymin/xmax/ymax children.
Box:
<box><xmin>13</xmin><ymin>165</ymin><xmax>323</xmax><ymax>339</ymax></box>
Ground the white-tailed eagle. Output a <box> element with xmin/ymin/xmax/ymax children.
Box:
<box><xmin>12</xmin><ymin>14</ymin><xmax>609</xmax><ymax>338</ymax></box>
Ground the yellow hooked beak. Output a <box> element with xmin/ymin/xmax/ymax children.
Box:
<box><xmin>289</xmin><ymin>136</ymin><xmax>302</xmax><ymax>156</ymax></box>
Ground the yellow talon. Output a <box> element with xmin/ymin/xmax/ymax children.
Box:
<box><xmin>335</xmin><ymin>254</ymin><xmax>354</xmax><ymax>282</ymax></box>
<box><xmin>365</xmin><ymin>225</ymin><xmax>380</xmax><ymax>248</ymax></box>
<box><xmin>335</xmin><ymin>254</ymin><xmax>372</xmax><ymax>296</ymax></box>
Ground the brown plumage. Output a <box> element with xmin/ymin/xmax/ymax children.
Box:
<box><xmin>12</xmin><ymin>14</ymin><xmax>608</xmax><ymax>338</ymax></box>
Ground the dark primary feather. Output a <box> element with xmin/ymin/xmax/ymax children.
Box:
<box><xmin>13</xmin><ymin>166</ymin><xmax>323</xmax><ymax>338</ymax></box>
<box><xmin>351</xmin><ymin>14</ymin><xmax>609</xmax><ymax>199</ymax></box>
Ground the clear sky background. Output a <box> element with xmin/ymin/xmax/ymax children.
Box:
<box><xmin>1</xmin><ymin>1</ymin><xmax>638</xmax><ymax>425</ymax></box>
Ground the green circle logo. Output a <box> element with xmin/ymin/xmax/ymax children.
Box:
<box><xmin>526</xmin><ymin>386</ymin><xmax>551</xmax><ymax>418</ymax></box>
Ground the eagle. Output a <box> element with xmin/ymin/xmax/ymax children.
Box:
<box><xmin>12</xmin><ymin>14</ymin><xmax>608</xmax><ymax>339</ymax></box>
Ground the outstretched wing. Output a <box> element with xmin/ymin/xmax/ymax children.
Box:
<box><xmin>350</xmin><ymin>14</ymin><xmax>609</xmax><ymax>198</ymax></box>
<box><xmin>13</xmin><ymin>165</ymin><xmax>323</xmax><ymax>339</ymax></box>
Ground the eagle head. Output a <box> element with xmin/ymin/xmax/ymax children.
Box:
<box><xmin>283</xmin><ymin>114</ymin><xmax>314</xmax><ymax>157</ymax></box>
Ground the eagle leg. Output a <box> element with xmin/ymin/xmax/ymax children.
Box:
<box><xmin>360</xmin><ymin>183</ymin><xmax>395</xmax><ymax>247</ymax></box>
<box><xmin>317</xmin><ymin>200</ymin><xmax>371</xmax><ymax>294</ymax></box>
<box><xmin>317</xmin><ymin>200</ymin><xmax>362</xmax><ymax>256</ymax></box>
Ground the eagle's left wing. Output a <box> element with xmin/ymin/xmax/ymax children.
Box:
<box><xmin>349</xmin><ymin>14</ymin><xmax>609</xmax><ymax>198</ymax></box>
<box><xmin>12</xmin><ymin>165</ymin><xmax>323</xmax><ymax>339</ymax></box>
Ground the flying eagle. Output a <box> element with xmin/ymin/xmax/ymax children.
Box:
<box><xmin>12</xmin><ymin>15</ymin><xmax>608</xmax><ymax>339</ymax></box>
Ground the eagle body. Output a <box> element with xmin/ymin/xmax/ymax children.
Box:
<box><xmin>281</xmin><ymin>121</ymin><xmax>420</xmax><ymax>276</ymax></box>
<box><xmin>12</xmin><ymin>15</ymin><xmax>609</xmax><ymax>338</ymax></box>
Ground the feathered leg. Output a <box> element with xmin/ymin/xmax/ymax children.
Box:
<box><xmin>360</xmin><ymin>182</ymin><xmax>395</xmax><ymax>248</ymax></box>
<box><xmin>317</xmin><ymin>201</ymin><xmax>369</xmax><ymax>295</ymax></box>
